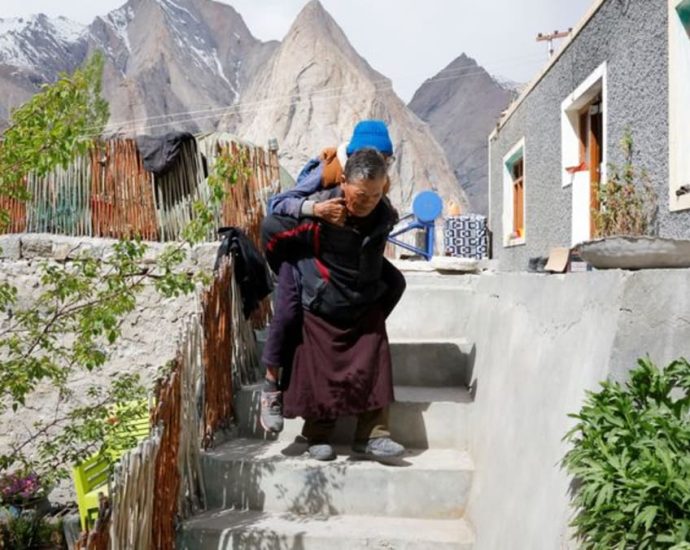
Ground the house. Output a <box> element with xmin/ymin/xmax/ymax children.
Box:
<box><xmin>488</xmin><ymin>0</ymin><xmax>690</xmax><ymax>270</ymax></box>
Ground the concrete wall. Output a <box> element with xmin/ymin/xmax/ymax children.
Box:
<box><xmin>489</xmin><ymin>0</ymin><xmax>685</xmax><ymax>271</ymax></box>
<box><xmin>388</xmin><ymin>269</ymin><xmax>690</xmax><ymax>549</ymax></box>
<box><xmin>0</xmin><ymin>234</ymin><xmax>217</xmax><ymax>500</ymax></box>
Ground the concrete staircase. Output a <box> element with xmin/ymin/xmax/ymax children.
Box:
<box><xmin>179</xmin><ymin>314</ymin><xmax>476</xmax><ymax>548</ymax></box>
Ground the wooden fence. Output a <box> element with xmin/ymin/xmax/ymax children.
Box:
<box><xmin>90</xmin><ymin>140</ymin><xmax>158</xmax><ymax>241</ymax></box>
<box><xmin>70</xmin><ymin>135</ymin><xmax>276</xmax><ymax>549</ymax></box>
<box><xmin>1</xmin><ymin>134</ymin><xmax>281</xmax><ymax>244</ymax></box>
<box><xmin>77</xmin><ymin>235</ymin><xmax>270</xmax><ymax>550</ymax></box>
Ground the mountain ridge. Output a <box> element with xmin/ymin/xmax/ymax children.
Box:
<box><xmin>226</xmin><ymin>0</ymin><xmax>468</xmax><ymax>211</ymax></box>
<box><xmin>0</xmin><ymin>0</ymin><xmax>472</xmax><ymax>213</ymax></box>
<box><xmin>409</xmin><ymin>52</ymin><xmax>516</xmax><ymax>215</ymax></box>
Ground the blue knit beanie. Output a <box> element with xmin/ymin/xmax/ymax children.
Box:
<box><xmin>346</xmin><ymin>120</ymin><xmax>394</xmax><ymax>156</ymax></box>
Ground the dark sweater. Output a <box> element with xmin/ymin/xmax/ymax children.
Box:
<box><xmin>261</xmin><ymin>187</ymin><xmax>398</xmax><ymax>325</ymax></box>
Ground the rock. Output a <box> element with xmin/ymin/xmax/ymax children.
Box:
<box><xmin>52</xmin><ymin>243</ymin><xmax>74</xmax><ymax>261</ymax></box>
<box><xmin>0</xmin><ymin>235</ymin><xmax>21</xmax><ymax>260</ymax></box>
<box><xmin>20</xmin><ymin>235</ymin><xmax>53</xmax><ymax>259</ymax></box>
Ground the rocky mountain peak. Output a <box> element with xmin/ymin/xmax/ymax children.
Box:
<box><xmin>277</xmin><ymin>0</ymin><xmax>383</xmax><ymax>89</ymax></box>
<box><xmin>0</xmin><ymin>14</ymin><xmax>84</xmax><ymax>42</ymax></box>
<box><xmin>452</xmin><ymin>53</ymin><xmax>474</xmax><ymax>66</ymax></box>
<box><xmin>227</xmin><ymin>1</ymin><xmax>466</xmax><ymax>212</ymax></box>
<box><xmin>0</xmin><ymin>14</ymin><xmax>86</xmax><ymax>74</ymax></box>
<box><xmin>292</xmin><ymin>0</ymin><xmax>332</xmax><ymax>26</ymax></box>
<box><xmin>0</xmin><ymin>0</ymin><xmax>468</xmax><ymax>213</ymax></box>
<box><xmin>409</xmin><ymin>54</ymin><xmax>515</xmax><ymax>215</ymax></box>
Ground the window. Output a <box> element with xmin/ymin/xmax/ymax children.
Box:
<box><xmin>512</xmin><ymin>158</ymin><xmax>525</xmax><ymax>238</ymax></box>
<box><xmin>502</xmin><ymin>139</ymin><xmax>526</xmax><ymax>247</ymax></box>
<box><xmin>578</xmin><ymin>98</ymin><xmax>604</xmax><ymax>214</ymax></box>
<box><xmin>562</xmin><ymin>63</ymin><xmax>607</xmax><ymax>244</ymax></box>
<box><xmin>669</xmin><ymin>0</ymin><xmax>690</xmax><ymax>211</ymax></box>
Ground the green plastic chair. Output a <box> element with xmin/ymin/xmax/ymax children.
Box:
<box><xmin>72</xmin><ymin>401</ymin><xmax>150</xmax><ymax>530</ymax></box>
<box><xmin>104</xmin><ymin>402</ymin><xmax>151</xmax><ymax>460</ymax></box>
<box><xmin>72</xmin><ymin>453</ymin><xmax>111</xmax><ymax>530</ymax></box>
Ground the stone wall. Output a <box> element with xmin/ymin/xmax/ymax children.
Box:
<box><xmin>0</xmin><ymin>234</ymin><xmax>219</xmax><ymax>500</ymax></box>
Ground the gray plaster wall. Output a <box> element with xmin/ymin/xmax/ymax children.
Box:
<box><xmin>0</xmin><ymin>234</ymin><xmax>218</xmax><ymax>501</ymax></box>
<box><xmin>388</xmin><ymin>269</ymin><xmax>690</xmax><ymax>549</ymax></box>
<box><xmin>489</xmin><ymin>0</ymin><xmax>683</xmax><ymax>271</ymax></box>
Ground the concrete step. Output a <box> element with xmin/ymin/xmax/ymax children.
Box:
<box><xmin>236</xmin><ymin>385</ymin><xmax>472</xmax><ymax>450</ymax></box>
<box><xmin>256</xmin><ymin>332</ymin><xmax>474</xmax><ymax>388</ymax></box>
<box><xmin>390</xmin><ymin>338</ymin><xmax>474</xmax><ymax>387</ymax></box>
<box><xmin>178</xmin><ymin>509</ymin><xmax>475</xmax><ymax>550</ymax></box>
<box><xmin>201</xmin><ymin>439</ymin><xmax>473</xmax><ymax>519</ymax></box>
<box><xmin>386</xmin><ymin>284</ymin><xmax>475</xmax><ymax>340</ymax></box>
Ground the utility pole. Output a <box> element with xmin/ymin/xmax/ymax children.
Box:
<box><xmin>536</xmin><ymin>29</ymin><xmax>573</xmax><ymax>57</ymax></box>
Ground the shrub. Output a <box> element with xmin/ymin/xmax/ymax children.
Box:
<box><xmin>0</xmin><ymin>513</ymin><xmax>64</xmax><ymax>550</ymax></box>
<box><xmin>591</xmin><ymin>131</ymin><xmax>657</xmax><ymax>238</ymax></box>
<box><xmin>563</xmin><ymin>358</ymin><xmax>690</xmax><ymax>549</ymax></box>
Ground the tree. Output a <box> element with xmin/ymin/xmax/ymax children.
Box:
<box><xmin>0</xmin><ymin>53</ymin><xmax>244</xmax><ymax>486</ymax></box>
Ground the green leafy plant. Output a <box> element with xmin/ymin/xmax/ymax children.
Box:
<box><xmin>563</xmin><ymin>358</ymin><xmax>690</xmax><ymax>549</ymax></box>
<box><xmin>0</xmin><ymin>513</ymin><xmax>64</xmax><ymax>550</ymax></box>
<box><xmin>592</xmin><ymin>131</ymin><xmax>658</xmax><ymax>238</ymax></box>
<box><xmin>0</xmin><ymin>52</ymin><xmax>108</xmax><ymax>226</ymax></box>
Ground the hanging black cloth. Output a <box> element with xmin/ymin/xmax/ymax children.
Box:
<box><xmin>215</xmin><ymin>227</ymin><xmax>273</xmax><ymax>319</ymax></box>
<box><xmin>136</xmin><ymin>132</ymin><xmax>195</xmax><ymax>175</ymax></box>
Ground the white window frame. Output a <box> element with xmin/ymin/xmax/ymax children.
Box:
<box><xmin>502</xmin><ymin>138</ymin><xmax>526</xmax><ymax>248</ymax></box>
<box><xmin>561</xmin><ymin>62</ymin><xmax>607</xmax><ymax>245</ymax></box>
<box><xmin>669</xmin><ymin>0</ymin><xmax>690</xmax><ymax>211</ymax></box>
<box><xmin>561</xmin><ymin>62</ymin><xmax>608</xmax><ymax>188</ymax></box>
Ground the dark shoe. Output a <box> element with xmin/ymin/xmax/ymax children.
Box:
<box><xmin>352</xmin><ymin>437</ymin><xmax>405</xmax><ymax>459</ymax></box>
<box><xmin>307</xmin><ymin>443</ymin><xmax>336</xmax><ymax>461</ymax></box>
<box><xmin>259</xmin><ymin>389</ymin><xmax>284</xmax><ymax>433</ymax></box>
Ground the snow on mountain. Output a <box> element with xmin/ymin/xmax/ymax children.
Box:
<box><xmin>0</xmin><ymin>0</ymin><xmax>466</xmax><ymax>213</ymax></box>
<box><xmin>99</xmin><ymin>6</ymin><xmax>134</xmax><ymax>53</ymax></box>
<box><xmin>493</xmin><ymin>75</ymin><xmax>525</xmax><ymax>95</ymax></box>
<box><xmin>0</xmin><ymin>15</ymin><xmax>85</xmax><ymax>71</ymax></box>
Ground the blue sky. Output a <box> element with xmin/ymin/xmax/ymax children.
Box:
<box><xmin>2</xmin><ymin>0</ymin><xmax>593</xmax><ymax>101</ymax></box>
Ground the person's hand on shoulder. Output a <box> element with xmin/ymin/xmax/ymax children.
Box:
<box><xmin>314</xmin><ymin>198</ymin><xmax>347</xmax><ymax>226</ymax></box>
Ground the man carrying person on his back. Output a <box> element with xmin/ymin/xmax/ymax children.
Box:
<box><xmin>261</xmin><ymin>148</ymin><xmax>405</xmax><ymax>460</ymax></box>
<box><xmin>259</xmin><ymin>120</ymin><xmax>406</xmax><ymax>440</ymax></box>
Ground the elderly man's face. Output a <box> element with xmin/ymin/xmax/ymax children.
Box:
<box><xmin>341</xmin><ymin>176</ymin><xmax>386</xmax><ymax>218</ymax></box>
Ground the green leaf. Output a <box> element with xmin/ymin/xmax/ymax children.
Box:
<box><xmin>563</xmin><ymin>357</ymin><xmax>690</xmax><ymax>547</ymax></box>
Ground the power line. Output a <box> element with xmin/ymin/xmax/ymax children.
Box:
<box><xmin>78</xmin><ymin>54</ymin><xmax>542</xmax><ymax>138</ymax></box>
<box><xmin>95</xmin><ymin>56</ymin><xmax>538</xmax><ymax>133</ymax></box>
<box><xmin>97</xmin><ymin>51</ymin><xmax>543</xmax><ymax>132</ymax></box>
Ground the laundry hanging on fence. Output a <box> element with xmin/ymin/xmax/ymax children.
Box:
<box><xmin>215</xmin><ymin>226</ymin><xmax>273</xmax><ymax>319</ymax></box>
<box><xmin>137</xmin><ymin>132</ymin><xmax>195</xmax><ymax>175</ymax></box>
